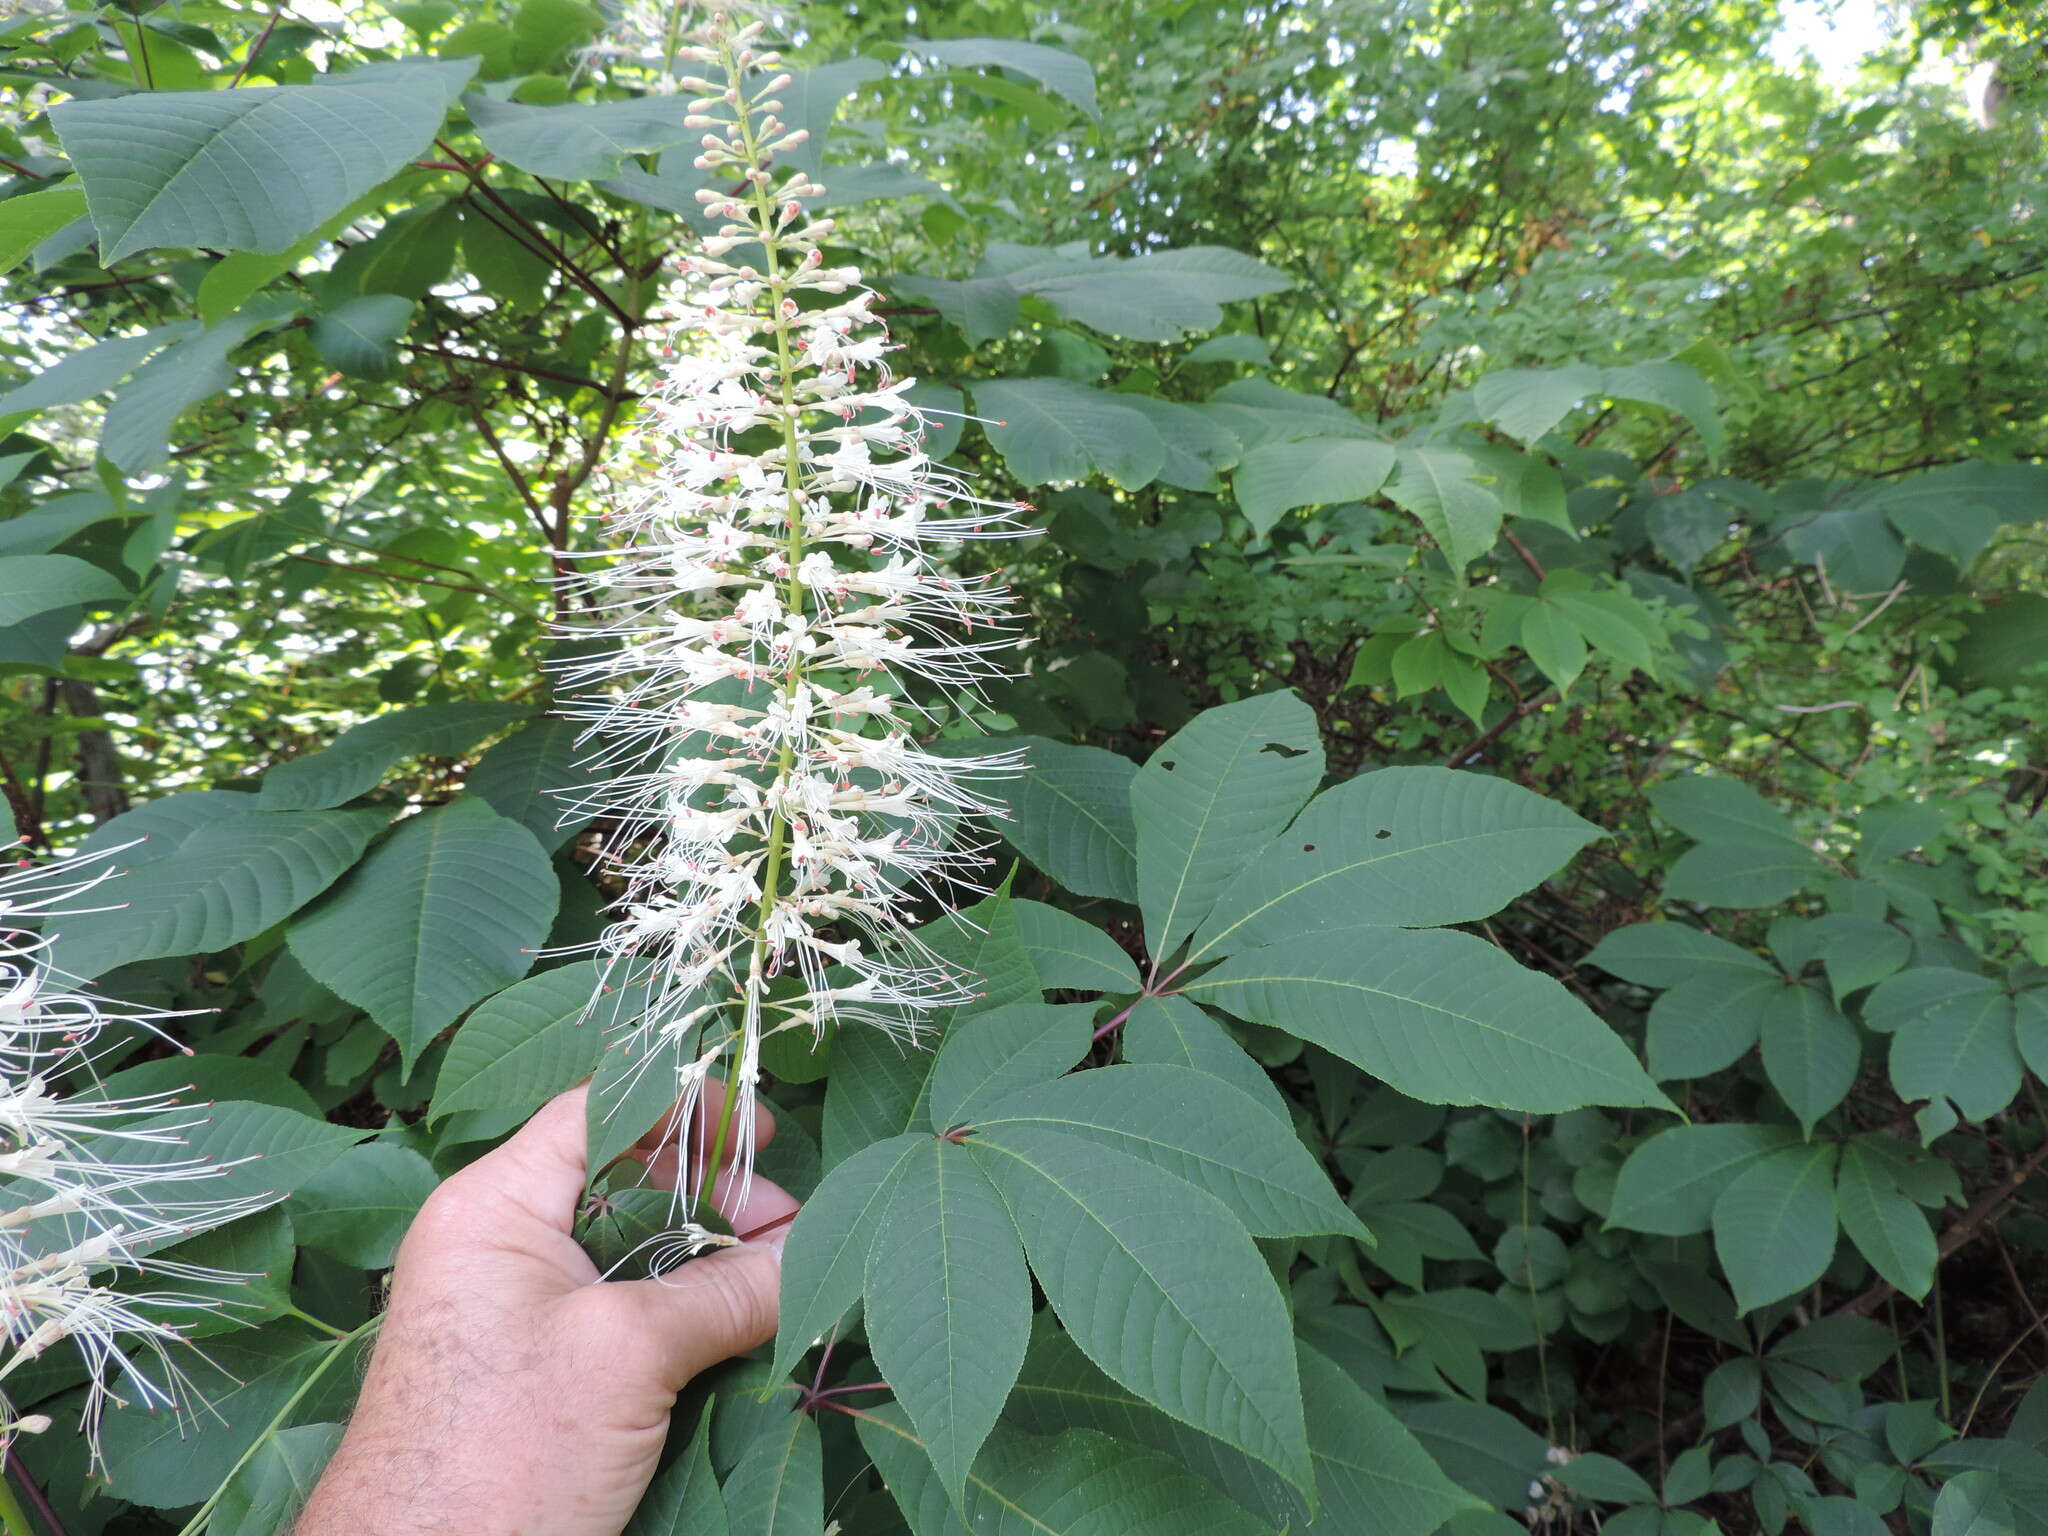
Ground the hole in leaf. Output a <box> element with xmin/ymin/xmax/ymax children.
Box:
<box><xmin>1302</xmin><ymin>843</ymin><xmax>1316</xmax><ymax>852</ymax></box>
<box><xmin>1160</xmin><ymin>759</ymin><xmax>1177</xmax><ymax>772</ymax></box>
<box><xmin>1375</xmin><ymin>828</ymin><xmax>1392</xmax><ymax>840</ymax></box>
<box><xmin>1260</xmin><ymin>741</ymin><xmax>1308</xmax><ymax>758</ymax></box>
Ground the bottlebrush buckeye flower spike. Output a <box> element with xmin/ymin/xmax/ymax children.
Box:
<box><xmin>554</xmin><ymin>8</ymin><xmax>1030</xmax><ymax>1215</ymax></box>
<box><xmin>0</xmin><ymin>846</ymin><xmax>274</xmax><ymax>1465</ymax></box>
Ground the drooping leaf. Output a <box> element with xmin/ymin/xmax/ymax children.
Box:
<box><xmin>721</xmin><ymin>1403</ymin><xmax>822</xmax><ymax>1536</ymax></box>
<box><xmin>207</xmin><ymin>1422</ymin><xmax>343</xmax><ymax>1536</ymax></box>
<box><xmin>1011</xmin><ymin>900</ymin><xmax>1141</xmax><ymax>993</ymax></box>
<box><xmin>1120</xmin><ymin>994</ymin><xmax>1287</xmax><ymax>1121</ymax></box>
<box><xmin>1758</xmin><ymin>981</ymin><xmax>1860</xmax><ymax>1134</ymax></box>
<box><xmin>0</xmin><ymin>184</ymin><xmax>87</xmax><ymax>275</ymax></box>
<box><xmin>467</xmin><ymin>713</ymin><xmax>601</xmax><ymax>850</ymax></box>
<box><xmin>99</xmin><ymin>1328</ymin><xmax>338</xmax><ymax>1507</ymax></box>
<box><xmin>288</xmin><ymin>798</ymin><xmax>557</xmax><ymax>1070</ymax></box>
<box><xmin>914</xmin><ymin>37</ymin><xmax>1100</xmax><ymax>119</ymax></box>
<box><xmin>858</xmin><ymin>1408</ymin><xmax>1274</xmax><ymax>1536</ymax></box>
<box><xmin>1189</xmin><ymin>928</ymin><xmax>1669</xmax><ymax>1113</ymax></box>
<box><xmin>467</xmin><ymin>93</ymin><xmax>694</xmax><ymax>179</ymax></box>
<box><xmin>1386</xmin><ymin>447</ymin><xmax>1504</xmax><ymax>570</ymax></box>
<box><xmin>1471</xmin><ymin>365</ymin><xmax>1605</xmax><ymax>445</ymax></box>
<box><xmin>48</xmin><ymin>60</ymin><xmax>480</xmax><ymax>261</ymax></box>
<box><xmin>309</xmin><ymin>294</ymin><xmax>415</xmax><ymax>380</ymax></box>
<box><xmin>927</xmin><ymin>1002</ymin><xmax>1095</xmax><ymax>1130</ymax></box>
<box><xmin>101</xmin><ymin>298</ymin><xmax>300</xmax><ymax>473</ymax></box>
<box><xmin>1130</xmin><ymin>691</ymin><xmax>1322</xmax><ymax>960</ymax></box>
<box><xmin>286</xmin><ymin>1141</ymin><xmax>439</xmax><ymax>1268</ymax></box>
<box><xmin>865</xmin><ymin>1138</ymin><xmax>1033</xmax><ymax>1507</ymax></box>
<box><xmin>625</xmin><ymin>1412</ymin><xmax>728</xmax><ymax>1536</ymax></box>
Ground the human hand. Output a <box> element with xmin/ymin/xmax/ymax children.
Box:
<box><xmin>294</xmin><ymin>1084</ymin><xmax>796</xmax><ymax>1536</ymax></box>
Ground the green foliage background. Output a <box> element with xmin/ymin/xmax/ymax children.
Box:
<box><xmin>2</xmin><ymin>0</ymin><xmax>2047</xmax><ymax>1531</ymax></box>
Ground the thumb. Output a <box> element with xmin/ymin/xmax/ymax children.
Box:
<box><xmin>612</xmin><ymin>1236</ymin><xmax>785</xmax><ymax>1386</ymax></box>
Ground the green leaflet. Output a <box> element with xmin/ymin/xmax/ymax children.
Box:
<box><xmin>48</xmin><ymin>60</ymin><xmax>480</xmax><ymax>261</ymax></box>
<box><xmin>1609</xmin><ymin>1123</ymin><xmax>1802</xmax><ymax>1236</ymax></box>
<box><xmin>1712</xmin><ymin>1143</ymin><xmax>1839</xmax><ymax>1313</ymax></box>
<box><xmin>49</xmin><ymin>807</ymin><xmax>387</xmax><ymax>979</ymax></box>
<box><xmin>926</xmin><ymin>1001</ymin><xmax>1096</xmax><ymax>1130</ymax></box>
<box><xmin>286</xmin><ymin>1141</ymin><xmax>439</xmax><ymax>1269</ymax></box>
<box><xmin>1130</xmin><ymin>690</ymin><xmax>1323</xmax><ymax>960</ymax></box>
<box><xmin>1189</xmin><ymin>927</ymin><xmax>1669</xmax><ymax>1113</ymax></box>
<box><xmin>430</xmin><ymin>960</ymin><xmax>609</xmax><ymax>1124</ymax></box>
<box><xmin>257</xmin><ymin>701</ymin><xmax>532</xmax><ymax>810</ymax></box>
<box><xmin>857</xmin><ymin>1408</ymin><xmax>1273</xmax><ymax>1536</ymax></box>
<box><xmin>969</xmin><ymin>1124</ymin><xmax>1314</xmax><ymax>1496</ymax></box>
<box><xmin>1834</xmin><ymin>1140</ymin><xmax>1937</xmax><ymax>1300</ymax></box>
<box><xmin>1120</xmin><ymin>994</ymin><xmax>1290</xmax><ymax>1122</ymax></box>
<box><xmin>772</xmin><ymin>1133</ymin><xmax>924</xmax><ymax>1377</ymax></box>
<box><xmin>625</xmin><ymin>1412</ymin><xmax>728</xmax><ymax>1536</ymax></box>
<box><xmin>721</xmin><ymin>1405</ymin><xmax>822</xmax><ymax>1536</ymax></box>
<box><xmin>1757</xmin><ymin>980</ymin><xmax>1860</xmax><ymax>1134</ymax></box>
<box><xmin>1011</xmin><ymin>899</ymin><xmax>1142</xmax><ymax>992</ymax></box>
<box><xmin>974</xmin><ymin>1064</ymin><xmax>1366</xmax><ymax>1239</ymax></box>
<box><xmin>1232</xmin><ymin>436</ymin><xmax>1396</xmax><ymax>536</ymax></box>
<box><xmin>0</xmin><ymin>552</ymin><xmax>124</xmax><ymax>624</ymax></box>
<box><xmin>975</xmin><ymin>737</ymin><xmax>1140</xmax><ymax>902</ymax></box>
<box><xmin>865</xmin><ymin>1139</ymin><xmax>1033</xmax><ymax>1508</ymax></box>
<box><xmin>1187</xmin><ymin>765</ymin><xmax>1601</xmax><ymax>962</ymax></box>
<box><xmin>287</xmin><ymin>797</ymin><xmax>557</xmax><ymax>1071</ymax></box>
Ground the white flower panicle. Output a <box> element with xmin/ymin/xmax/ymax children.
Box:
<box><xmin>556</xmin><ymin>9</ymin><xmax>1030</xmax><ymax>1201</ymax></box>
<box><xmin>0</xmin><ymin>849</ymin><xmax>270</xmax><ymax>1463</ymax></box>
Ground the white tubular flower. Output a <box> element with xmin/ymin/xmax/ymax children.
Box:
<box><xmin>557</xmin><ymin>8</ymin><xmax>1031</xmax><ymax>1207</ymax></box>
<box><xmin>0</xmin><ymin>847</ymin><xmax>273</xmax><ymax>1464</ymax></box>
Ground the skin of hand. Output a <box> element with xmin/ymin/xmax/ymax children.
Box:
<box><xmin>294</xmin><ymin>1084</ymin><xmax>797</xmax><ymax>1536</ymax></box>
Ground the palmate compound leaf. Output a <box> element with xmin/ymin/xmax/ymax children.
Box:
<box><xmin>973</xmin><ymin>1064</ymin><xmax>1366</xmax><ymax>1240</ymax></box>
<box><xmin>48</xmin><ymin>59</ymin><xmax>480</xmax><ymax>262</ymax></box>
<box><xmin>1130</xmin><ymin>691</ymin><xmax>1323</xmax><ymax>962</ymax></box>
<box><xmin>1712</xmin><ymin>1142</ymin><xmax>1839</xmax><ymax>1314</ymax></box>
<box><xmin>1185</xmin><ymin>765</ymin><xmax>1602</xmax><ymax>964</ymax></box>
<box><xmin>1187</xmin><ymin>928</ymin><xmax>1670</xmax><ymax>1114</ymax></box>
<box><xmin>46</xmin><ymin>807</ymin><xmax>388</xmax><ymax>980</ymax></box>
<box><xmin>865</xmin><ymin>1138</ymin><xmax>1033</xmax><ymax>1509</ymax></box>
<box><xmin>287</xmin><ymin>797</ymin><xmax>557</xmax><ymax>1072</ymax></box>
<box><xmin>856</xmin><ymin>1407</ymin><xmax>1273</xmax><ymax>1536</ymax></box>
<box><xmin>967</xmin><ymin>1123</ymin><xmax>1315</xmax><ymax>1497</ymax></box>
